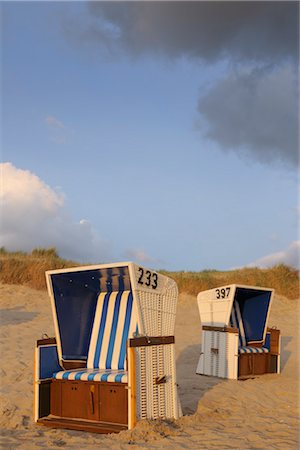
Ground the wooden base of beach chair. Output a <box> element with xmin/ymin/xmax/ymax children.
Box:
<box><xmin>48</xmin><ymin>379</ymin><xmax>128</xmax><ymax>427</ymax></box>
<box><xmin>238</xmin><ymin>353</ymin><xmax>270</xmax><ymax>378</ymax></box>
<box><xmin>37</xmin><ymin>379</ymin><xmax>129</xmax><ymax>433</ymax></box>
<box><xmin>37</xmin><ymin>416</ymin><xmax>127</xmax><ymax>434</ymax></box>
<box><xmin>238</xmin><ymin>353</ymin><xmax>280</xmax><ymax>379</ymax></box>
<box><xmin>238</xmin><ymin>327</ymin><xmax>280</xmax><ymax>379</ymax></box>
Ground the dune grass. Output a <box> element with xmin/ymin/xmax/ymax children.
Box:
<box><xmin>163</xmin><ymin>265</ymin><xmax>299</xmax><ymax>300</ymax></box>
<box><xmin>0</xmin><ymin>247</ymin><xmax>79</xmax><ymax>290</ymax></box>
<box><xmin>0</xmin><ymin>247</ymin><xmax>299</xmax><ymax>299</ymax></box>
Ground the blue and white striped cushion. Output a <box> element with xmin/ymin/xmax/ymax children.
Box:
<box><xmin>53</xmin><ymin>369</ymin><xmax>128</xmax><ymax>383</ymax></box>
<box><xmin>52</xmin><ymin>290</ymin><xmax>138</xmax><ymax>382</ymax></box>
<box><xmin>239</xmin><ymin>346</ymin><xmax>269</xmax><ymax>354</ymax></box>
<box><xmin>87</xmin><ymin>290</ymin><xmax>138</xmax><ymax>371</ymax></box>
<box><xmin>230</xmin><ymin>300</ymin><xmax>247</xmax><ymax>347</ymax></box>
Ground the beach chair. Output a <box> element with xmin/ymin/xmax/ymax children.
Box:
<box><xmin>196</xmin><ymin>284</ymin><xmax>281</xmax><ymax>379</ymax></box>
<box><xmin>34</xmin><ymin>263</ymin><xmax>181</xmax><ymax>433</ymax></box>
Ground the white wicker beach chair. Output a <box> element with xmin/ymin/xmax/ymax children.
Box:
<box><xmin>196</xmin><ymin>284</ymin><xmax>281</xmax><ymax>379</ymax></box>
<box><xmin>34</xmin><ymin>263</ymin><xmax>181</xmax><ymax>433</ymax></box>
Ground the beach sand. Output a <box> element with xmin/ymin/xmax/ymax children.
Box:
<box><xmin>0</xmin><ymin>283</ymin><xmax>299</xmax><ymax>449</ymax></box>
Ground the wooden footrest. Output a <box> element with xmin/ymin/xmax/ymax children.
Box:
<box><xmin>37</xmin><ymin>416</ymin><xmax>128</xmax><ymax>434</ymax></box>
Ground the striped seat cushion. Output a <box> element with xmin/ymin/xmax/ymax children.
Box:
<box><xmin>87</xmin><ymin>290</ymin><xmax>138</xmax><ymax>371</ymax></box>
<box><xmin>53</xmin><ymin>369</ymin><xmax>128</xmax><ymax>383</ymax></box>
<box><xmin>239</xmin><ymin>346</ymin><xmax>269</xmax><ymax>354</ymax></box>
<box><xmin>52</xmin><ymin>290</ymin><xmax>138</xmax><ymax>383</ymax></box>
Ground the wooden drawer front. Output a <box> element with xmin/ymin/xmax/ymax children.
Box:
<box><xmin>60</xmin><ymin>381</ymin><xmax>99</xmax><ymax>420</ymax></box>
<box><xmin>49</xmin><ymin>380</ymin><xmax>128</xmax><ymax>425</ymax></box>
<box><xmin>239</xmin><ymin>353</ymin><xmax>269</xmax><ymax>377</ymax></box>
<box><xmin>99</xmin><ymin>384</ymin><xmax>128</xmax><ymax>425</ymax></box>
<box><xmin>253</xmin><ymin>354</ymin><xmax>268</xmax><ymax>375</ymax></box>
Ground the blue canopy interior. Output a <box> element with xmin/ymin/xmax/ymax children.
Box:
<box><xmin>234</xmin><ymin>287</ymin><xmax>272</xmax><ymax>344</ymax></box>
<box><xmin>50</xmin><ymin>266</ymin><xmax>131</xmax><ymax>362</ymax></box>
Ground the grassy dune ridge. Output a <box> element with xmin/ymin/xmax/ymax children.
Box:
<box><xmin>0</xmin><ymin>247</ymin><xmax>299</xmax><ymax>299</ymax></box>
<box><xmin>0</xmin><ymin>248</ymin><xmax>79</xmax><ymax>290</ymax></box>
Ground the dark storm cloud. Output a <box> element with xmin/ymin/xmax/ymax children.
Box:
<box><xmin>87</xmin><ymin>1</ymin><xmax>298</xmax><ymax>63</ymax></box>
<box><xmin>198</xmin><ymin>65</ymin><xmax>298</xmax><ymax>166</ymax></box>
<box><xmin>78</xmin><ymin>1</ymin><xmax>299</xmax><ymax>167</ymax></box>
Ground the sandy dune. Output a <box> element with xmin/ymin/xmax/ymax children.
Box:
<box><xmin>0</xmin><ymin>283</ymin><xmax>299</xmax><ymax>449</ymax></box>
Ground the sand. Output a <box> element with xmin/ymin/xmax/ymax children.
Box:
<box><xmin>0</xmin><ymin>283</ymin><xmax>299</xmax><ymax>449</ymax></box>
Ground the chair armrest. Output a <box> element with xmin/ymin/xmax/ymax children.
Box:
<box><xmin>202</xmin><ymin>325</ymin><xmax>238</xmax><ymax>333</ymax></box>
<box><xmin>37</xmin><ymin>337</ymin><xmax>56</xmax><ymax>346</ymax></box>
<box><xmin>128</xmin><ymin>335</ymin><xmax>174</xmax><ymax>348</ymax></box>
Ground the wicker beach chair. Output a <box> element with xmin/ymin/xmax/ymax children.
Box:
<box><xmin>34</xmin><ymin>263</ymin><xmax>181</xmax><ymax>433</ymax></box>
<box><xmin>196</xmin><ymin>284</ymin><xmax>281</xmax><ymax>379</ymax></box>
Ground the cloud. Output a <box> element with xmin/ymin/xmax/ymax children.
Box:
<box><xmin>247</xmin><ymin>241</ymin><xmax>300</xmax><ymax>269</ymax></box>
<box><xmin>85</xmin><ymin>2</ymin><xmax>298</xmax><ymax>62</ymax></box>
<box><xmin>45</xmin><ymin>115</ymin><xmax>65</xmax><ymax>129</ymax></box>
<box><xmin>197</xmin><ymin>64</ymin><xmax>298</xmax><ymax>167</ymax></box>
<box><xmin>65</xmin><ymin>2</ymin><xmax>299</xmax><ymax>168</ymax></box>
<box><xmin>123</xmin><ymin>248</ymin><xmax>159</xmax><ymax>266</ymax></box>
<box><xmin>45</xmin><ymin>115</ymin><xmax>70</xmax><ymax>145</ymax></box>
<box><xmin>0</xmin><ymin>162</ymin><xmax>110</xmax><ymax>262</ymax></box>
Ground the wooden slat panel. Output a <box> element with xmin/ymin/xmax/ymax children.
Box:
<box><xmin>37</xmin><ymin>416</ymin><xmax>127</xmax><ymax>434</ymax></box>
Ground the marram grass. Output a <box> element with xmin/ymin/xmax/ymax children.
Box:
<box><xmin>0</xmin><ymin>248</ymin><xmax>298</xmax><ymax>299</ymax></box>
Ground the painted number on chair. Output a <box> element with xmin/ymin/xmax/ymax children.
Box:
<box><xmin>138</xmin><ymin>267</ymin><xmax>158</xmax><ymax>289</ymax></box>
<box><xmin>215</xmin><ymin>287</ymin><xmax>231</xmax><ymax>299</ymax></box>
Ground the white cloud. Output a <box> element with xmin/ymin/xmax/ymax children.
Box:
<box><xmin>45</xmin><ymin>115</ymin><xmax>65</xmax><ymax>129</ymax></box>
<box><xmin>45</xmin><ymin>116</ymin><xmax>69</xmax><ymax>145</ymax></box>
<box><xmin>123</xmin><ymin>248</ymin><xmax>158</xmax><ymax>265</ymax></box>
<box><xmin>248</xmin><ymin>241</ymin><xmax>300</xmax><ymax>268</ymax></box>
<box><xmin>0</xmin><ymin>162</ymin><xmax>111</xmax><ymax>262</ymax></box>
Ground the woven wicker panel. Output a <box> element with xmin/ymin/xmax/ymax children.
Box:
<box><xmin>135</xmin><ymin>281</ymin><xmax>178</xmax><ymax>336</ymax></box>
<box><xmin>135</xmin><ymin>344</ymin><xmax>178</xmax><ymax>420</ymax></box>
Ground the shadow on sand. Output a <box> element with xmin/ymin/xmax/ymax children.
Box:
<box><xmin>0</xmin><ymin>307</ymin><xmax>38</xmax><ymax>326</ymax></box>
<box><xmin>176</xmin><ymin>343</ymin><xmax>223</xmax><ymax>415</ymax></box>
<box><xmin>280</xmin><ymin>335</ymin><xmax>293</xmax><ymax>371</ymax></box>
<box><xmin>176</xmin><ymin>334</ymin><xmax>290</xmax><ymax>414</ymax></box>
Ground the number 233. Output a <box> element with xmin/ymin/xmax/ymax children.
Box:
<box><xmin>138</xmin><ymin>267</ymin><xmax>158</xmax><ymax>289</ymax></box>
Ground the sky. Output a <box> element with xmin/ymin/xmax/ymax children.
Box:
<box><xmin>1</xmin><ymin>1</ymin><xmax>299</xmax><ymax>271</ymax></box>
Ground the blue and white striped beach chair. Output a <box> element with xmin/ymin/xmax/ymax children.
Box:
<box><xmin>196</xmin><ymin>284</ymin><xmax>281</xmax><ymax>379</ymax></box>
<box><xmin>34</xmin><ymin>263</ymin><xmax>181</xmax><ymax>433</ymax></box>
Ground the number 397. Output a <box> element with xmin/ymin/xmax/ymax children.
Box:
<box><xmin>215</xmin><ymin>287</ymin><xmax>231</xmax><ymax>299</ymax></box>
